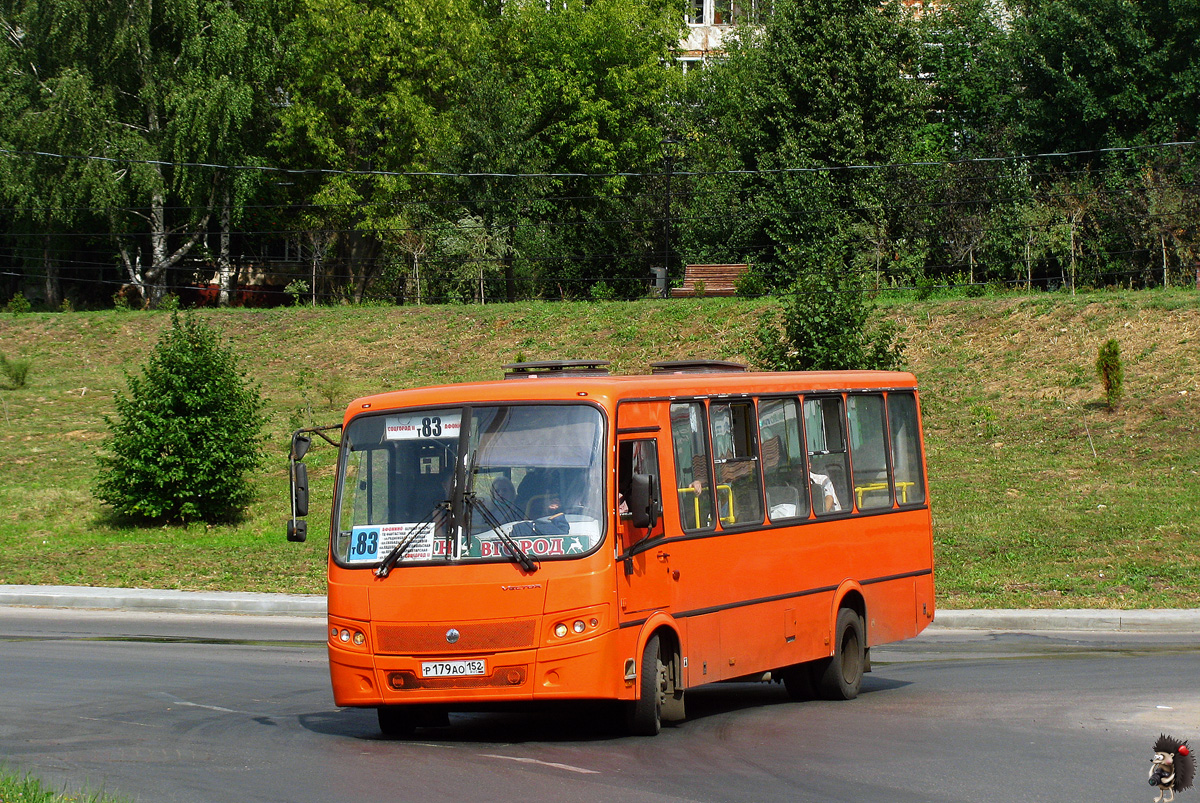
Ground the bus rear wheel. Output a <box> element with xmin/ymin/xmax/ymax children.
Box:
<box><xmin>811</xmin><ymin>607</ymin><xmax>865</xmax><ymax>700</ymax></box>
<box><xmin>626</xmin><ymin>634</ymin><xmax>665</xmax><ymax>736</ymax></box>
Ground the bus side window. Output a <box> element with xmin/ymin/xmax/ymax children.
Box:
<box><xmin>804</xmin><ymin>396</ymin><xmax>851</xmax><ymax>516</ymax></box>
<box><xmin>887</xmin><ymin>392</ymin><xmax>926</xmax><ymax>505</ymax></box>
<box><xmin>759</xmin><ymin>398</ymin><xmax>809</xmax><ymax>521</ymax></box>
<box><xmin>618</xmin><ymin>439</ymin><xmax>662</xmax><ymax>528</ymax></box>
<box><xmin>847</xmin><ymin>394</ymin><xmax>892</xmax><ymax>511</ymax></box>
<box><xmin>710</xmin><ymin>401</ymin><xmax>764</xmax><ymax>527</ymax></box>
<box><xmin>670</xmin><ymin>402</ymin><xmax>715</xmax><ymax>531</ymax></box>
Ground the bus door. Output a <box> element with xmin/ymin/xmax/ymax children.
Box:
<box><xmin>615</xmin><ymin>404</ymin><xmax>672</xmax><ymax>620</ymax></box>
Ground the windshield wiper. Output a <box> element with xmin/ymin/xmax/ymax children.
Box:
<box><xmin>460</xmin><ymin>448</ymin><xmax>480</xmax><ymax>554</ymax></box>
<box><xmin>374</xmin><ymin>501</ymin><xmax>450</xmax><ymax>579</ymax></box>
<box><xmin>466</xmin><ymin>494</ymin><xmax>538</xmax><ymax>573</ymax></box>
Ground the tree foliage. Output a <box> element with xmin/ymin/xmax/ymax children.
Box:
<box><xmin>1096</xmin><ymin>338</ymin><xmax>1124</xmax><ymax>411</ymax></box>
<box><xmin>2</xmin><ymin>0</ymin><xmax>1200</xmax><ymax>304</ymax></box>
<box><xmin>95</xmin><ymin>312</ymin><xmax>265</xmax><ymax>524</ymax></box>
<box><xmin>681</xmin><ymin>0</ymin><xmax>928</xmax><ymax>290</ymax></box>
<box><xmin>753</xmin><ymin>255</ymin><xmax>906</xmax><ymax>372</ymax></box>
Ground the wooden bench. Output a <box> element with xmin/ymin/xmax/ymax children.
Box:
<box><xmin>670</xmin><ymin>264</ymin><xmax>749</xmax><ymax>297</ymax></box>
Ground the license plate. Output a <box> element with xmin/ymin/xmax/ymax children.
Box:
<box><xmin>421</xmin><ymin>659</ymin><xmax>487</xmax><ymax>678</ymax></box>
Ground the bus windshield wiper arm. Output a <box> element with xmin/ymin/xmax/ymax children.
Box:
<box><xmin>375</xmin><ymin>501</ymin><xmax>449</xmax><ymax>579</ymax></box>
<box><xmin>466</xmin><ymin>495</ymin><xmax>538</xmax><ymax>573</ymax></box>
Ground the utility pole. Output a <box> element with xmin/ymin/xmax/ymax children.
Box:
<box><xmin>661</xmin><ymin>136</ymin><xmax>676</xmax><ymax>298</ymax></box>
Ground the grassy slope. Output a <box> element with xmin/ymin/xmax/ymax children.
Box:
<box><xmin>1</xmin><ymin>291</ymin><xmax>1197</xmax><ymax>608</ymax></box>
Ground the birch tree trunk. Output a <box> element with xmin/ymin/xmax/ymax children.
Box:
<box><xmin>217</xmin><ymin>187</ymin><xmax>236</xmax><ymax>306</ymax></box>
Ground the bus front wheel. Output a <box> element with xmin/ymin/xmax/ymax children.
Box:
<box><xmin>811</xmin><ymin>607</ymin><xmax>865</xmax><ymax>700</ymax></box>
<box><xmin>626</xmin><ymin>634</ymin><xmax>665</xmax><ymax>736</ymax></box>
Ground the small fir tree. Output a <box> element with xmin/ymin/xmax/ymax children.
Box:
<box><xmin>1096</xmin><ymin>338</ymin><xmax>1124</xmax><ymax>411</ymax></box>
<box><xmin>95</xmin><ymin>312</ymin><xmax>265</xmax><ymax>523</ymax></box>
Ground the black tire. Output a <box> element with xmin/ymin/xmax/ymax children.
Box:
<box><xmin>377</xmin><ymin>705</ymin><xmax>416</xmax><ymax>738</ymax></box>
<box><xmin>811</xmin><ymin>608</ymin><xmax>865</xmax><ymax>700</ymax></box>
<box><xmin>626</xmin><ymin>633</ymin><xmax>664</xmax><ymax>736</ymax></box>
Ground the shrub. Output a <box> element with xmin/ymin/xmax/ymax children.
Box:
<box><xmin>913</xmin><ymin>272</ymin><xmax>938</xmax><ymax>301</ymax></box>
<box><xmin>0</xmin><ymin>354</ymin><xmax>32</xmax><ymax>388</ymax></box>
<box><xmin>589</xmin><ymin>281</ymin><xmax>617</xmax><ymax>301</ymax></box>
<box><xmin>95</xmin><ymin>312</ymin><xmax>265</xmax><ymax>523</ymax></box>
<box><xmin>6</xmin><ymin>293</ymin><xmax>31</xmax><ymax>314</ymax></box>
<box><xmin>734</xmin><ymin>269</ymin><xmax>769</xmax><ymax>298</ymax></box>
<box><xmin>1096</xmin><ymin>338</ymin><xmax>1124</xmax><ymax>411</ymax></box>
<box><xmin>753</xmin><ymin>259</ymin><xmax>906</xmax><ymax>372</ymax></box>
<box><xmin>284</xmin><ymin>280</ymin><xmax>310</xmax><ymax>306</ymax></box>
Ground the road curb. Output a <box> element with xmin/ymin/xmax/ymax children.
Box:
<box><xmin>0</xmin><ymin>584</ymin><xmax>326</xmax><ymax>617</ymax></box>
<box><xmin>2</xmin><ymin>586</ymin><xmax>1198</xmax><ymax>632</ymax></box>
<box><xmin>932</xmin><ymin>608</ymin><xmax>1200</xmax><ymax>633</ymax></box>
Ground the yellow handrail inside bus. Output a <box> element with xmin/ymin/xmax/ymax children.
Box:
<box><xmin>716</xmin><ymin>484</ymin><xmax>734</xmax><ymax>526</ymax></box>
<box><xmin>853</xmin><ymin>480</ymin><xmax>917</xmax><ymax>508</ymax></box>
<box><xmin>678</xmin><ymin>484</ymin><xmax>736</xmax><ymax>527</ymax></box>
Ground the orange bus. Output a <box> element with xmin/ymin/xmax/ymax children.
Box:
<box><xmin>287</xmin><ymin>360</ymin><xmax>934</xmax><ymax>736</ymax></box>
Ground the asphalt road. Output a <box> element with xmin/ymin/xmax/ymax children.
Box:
<box><xmin>3</xmin><ymin>606</ymin><xmax>1198</xmax><ymax>803</ymax></box>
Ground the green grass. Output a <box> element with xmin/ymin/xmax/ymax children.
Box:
<box><xmin>0</xmin><ymin>769</ymin><xmax>127</xmax><ymax>802</ymax></box>
<box><xmin>1</xmin><ymin>289</ymin><xmax>1198</xmax><ymax>608</ymax></box>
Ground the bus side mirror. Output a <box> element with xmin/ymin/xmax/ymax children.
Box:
<box><xmin>291</xmin><ymin>432</ymin><xmax>312</xmax><ymax>461</ymax></box>
<box><xmin>287</xmin><ymin>518</ymin><xmax>307</xmax><ymax>543</ymax></box>
<box><xmin>630</xmin><ymin>473</ymin><xmax>659</xmax><ymax>530</ymax></box>
<box><xmin>291</xmin><ymin>461</ymin><xmax>309</xmax><ymax>518</ymax></box>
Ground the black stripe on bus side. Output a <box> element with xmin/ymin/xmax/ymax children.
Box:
<box><xmin>861</xmin><ymin>568</ymin><xmax>935</xmax><ymax>586</ymax></box>
<box><xmin>617</xmin><ymin>567</ymin><xmax>933</xmax><ymax>628</ymax></box>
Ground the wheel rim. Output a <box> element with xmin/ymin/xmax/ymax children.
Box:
<box><xmin>840</xmin><ymin>627</ymin><xmax>862</xmax><ymax>684</ymax></box>
<box><xmin>655</xmin><ymin>656</ymin><xmax>667</xmax><ymax>714</ymax></box>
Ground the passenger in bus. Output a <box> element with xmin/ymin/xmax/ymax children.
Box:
<box><xmin>488</xmin><ymin>477</ymin><xmax>523</xmax><ymax>523</ymax></box>
<box><xmin>516</xmin><ymin>468</ymin><xmax>553</xmax><ymax>517</ymax></box>
<box><xmin>810</xmin><ymin>472</ymin><xmax>843</xmax><ymax>513</ymax></box>
<box><xmin>510</xmin><ymin>494</ymin><xmax>570</xmax><ymax>536</ymax></box>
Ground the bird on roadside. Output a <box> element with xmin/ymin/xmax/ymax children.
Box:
<box><xmin>1150</xmin><ymin>733</ymin><xmax>1195</xmax><ymax>803</ymax></box>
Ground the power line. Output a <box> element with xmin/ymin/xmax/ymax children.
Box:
<box><xmin>1</xmin><ymin>139</ymin><xmax>1196</xmax><ymax>182</ymax></box>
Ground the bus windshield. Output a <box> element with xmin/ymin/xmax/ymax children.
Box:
<box><xmin>334</xmin><ymin>404</ymin><xmax>606</xmax><ymax>568</ymax></box>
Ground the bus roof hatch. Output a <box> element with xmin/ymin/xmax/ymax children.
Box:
<box><xmin>650</xmin><ymin>360</ymin><xmax>747</xmax><ymax>374</ymax></box>
<box><xmin>503</xmin><ymin>360</ymin><xmax>612</xmax><ymax>379</ymax></box>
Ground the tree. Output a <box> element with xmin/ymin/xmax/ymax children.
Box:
<box><xmin>0</xmin><ymin>0</ymin><xmax>286</xmax><ymax>307</ymax></box>
<box><xmin>95</xmin><ymin>312</ymin><xmax>265</xmax><ymax>523</ymax></box>
<box><xmin>753</xmin><ymin>254</ymin><xmax>906</xmax><ymax>372</ymax></box>
<box><xmin>919</xmin><ymin>0</ymin><xmax>1018</xmax><ymax>157</ymax></box>
<box><xmin>453</xmin><ymin>0</ymin><xmax>684</xmax><ymax>299</ymax></box>
<box><xmin>0</xmin><ymin>5</ymin><xmax>123</xmax><ymax>307</ymax></box>
<box><xmin>272</xmin><ymin>0</ymin><xmax>481</xmax><ymax>303</ymax></box>
<box><xmin>1010</xmin><ymin>0</ymin><xmax>1200</xmax><ymax>153</ymax></box>
<box><xmin>683</xmin><ymin>0</ymin><xmax>928</xmax><ymax>289</ymax></box>
<box><xmin>1096</xmin><ymin>338</ymin><xmax>1123</xmax><ymax>411</ymax></box>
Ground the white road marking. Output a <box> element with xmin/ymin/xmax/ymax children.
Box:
<box><xmin>479</xmin><ymin>753</ymin><xmax>600</xmax><ymax>775</ymax></box>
